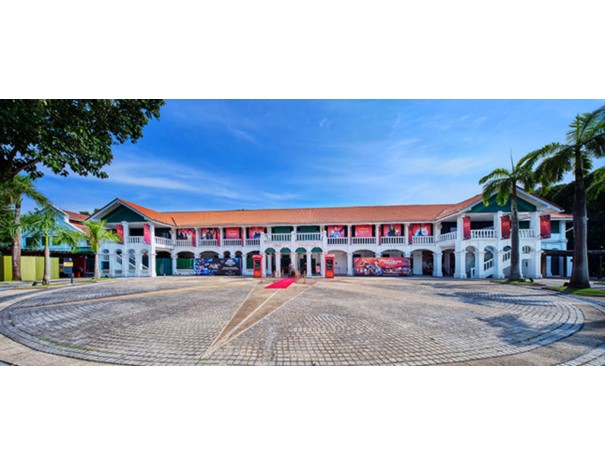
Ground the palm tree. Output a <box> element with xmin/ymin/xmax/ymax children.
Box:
<box><xmin>22</xmin><ymin>208</ymin><xmax>75</xmax><ymax>284</ymax></box>
<box><xmin>0</xmin><ymin>176</ymin><xmax>51</xmax><ymax>281</ymax></box>
<box><xmin>521</xmin><ymin>106</ymin><xmax>605</xmax><ymax>289</ymax></box>
<box><xmin>479</xmin><ymin>155</ymin><xmax>534</xmax><ymax>281</ymax></box>
<box><xmin>80</xmin><ymin>220</ymin><xmax>120</xmax><ymax>279</ymax></box>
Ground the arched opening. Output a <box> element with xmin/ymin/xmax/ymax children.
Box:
<box><xmin>328</xmin><ymin>250</ymin><xmax>348</xmax><ymax>276</ymax></box>
<box><xmin>128</xmin><ymin>249</ymin><xmax>136</xmax><ymax>274</ymax></box>
<box><xmin>223</xmin><ymin>251</ymin><xmax>231</xmax><ymax>259</ymax></box>
<box><xmin>247</xmin><ymin>250</ymin><xmax>260</xmax><ymax>271</ymax></box>
<box><xmin>200</xmin><ymin>251</ymin><xmax>219</xmax><ymax>259</ymax></box>
<box><xmin>141</xmin><ymin>250</ymin><xmax>149</xmax><ymax>274</ymax></box>
<box><xmin>156</xmin><ymin>251</ymin><xmax>172</xmax><ymax>276</ymax></box>
<box><xmin>381</xmin><ymin>249</ymin><xmax>404</xmax><ymax>257</ymax></box>
<box><xmin>177</xmin><ymin>251</ymin><xmax>195</xmax><ymax>272</ymax></box>
<box><xmin>441</xmin><ymin>248</ymin><xmax>455</xmax><ymax>276</ymax></box>
<box><xmin>466</xmin><ymin>246</ymin><xmax>477</xmax><ymax>278</ymax></box>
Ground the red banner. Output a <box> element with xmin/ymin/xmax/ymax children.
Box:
<box><xmin>327</xmin><ymin>225</ymin><xmax>346</xmax><ymax>238</ymax></box>
<box><xmin>382</xmin><ymin>224</ymin><xmax>402</xmax><ymax>237</ymax></box>
<box><xmin>143</xmin><ymin>224</ymin><xmax>151</xmax><ymax>245</ymax></box>
<box><xmin>115</xmin><ymin>224</ymin><xmax>124</xmax><ymax>244</ymax></box>
<box><xmin>354</xmin><ymin>257</ymin><xmax>411</xmax><ymax>276</ymax></box>
<box><xmin>224</xmin><ymin>228</ymin><xmax>241</xmax><ymax>239</ymax></box>
<box><xmin>248</xmin><ymin>227</ymin><xmax>265</xmax><ymax>239</ymax></box>
<box><xmin>463</xmin><ymin>216</ymin><xmax>471</xmax><ymax>240</ymax></box>
<box><xmin>501</xmin><ymin>215</ymin><xmax>511</xmax><ymax>239</ymax></box>
<box><xmin>540</xmin><ymin>215</ymin><xmax>551</xmax><ymax>238</ymax></box>
<box><xmin>201</xmin><ymin>228</ymin><xmax>219</xmax><ymax>241</ymax></box>
<box><xmin>177</xmin><ymin>228</ymin><xmax>196</xmax><ymax>246</ymax></box>
<box><xmin>355</xmin><ymin>225</ymin><xmax>373</xmax><ymax>237</ymax></box>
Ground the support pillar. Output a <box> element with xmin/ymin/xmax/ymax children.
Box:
<box><xmin>432</xmin><ymin>251</ymin><xmax>443</xmax><ymax>277</ymax></box>
<box><xmin>320</xmin><ymin>252</ymin><xmax>326</xmax><ymax>277</ymax></box>
<box><xmin>275</xmin><ymin>252</ymin><xmax>282</xmax><ymax>278</ymax></box>
<box><xmin>171</xmin><ymin>252</ymin><xmax>178</xmax><ymax>276</ymax></box>
<box><xmin>262</xmin><ymin>254</ymin><xmax>267</xmax><ymax>278</ymax></box>
<box><xmin>454</xmin><ymin>250</ymin><xmax>467</xmax><ymax>279</ymax></box>
<box><xmin>267</xmin><ymin>254</ymin><xmax>273</xmax><ymax>276</ymax></box>
<box><xmin>546</xmin><ymin>256</ymin><xmax>553</xmax><ymax>277</ymax></box>
<box><xmin>290</xmin><ymin>252</ymin><xmax>297</xmax><ymax>272</ymax></box>
<box><xmin>306</xmin><ymin>252</ymin><xmax>312</xmax><ymax>278</ymax></box>
<box><xmin>347</xmin><ymin>252</ymin><xmax>353</xmax><ymax>276</ymax></box>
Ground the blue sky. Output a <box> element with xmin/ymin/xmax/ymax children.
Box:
<box><xmin>28</xmin><ymin>99</ymin><xmax>605</xmax><ymax>215</ymax></box>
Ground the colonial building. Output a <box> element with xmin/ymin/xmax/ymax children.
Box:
<box><xmin>88</xmin><ymin>188</ymin><xmax>572</xmax><ymax>279</ymax></box>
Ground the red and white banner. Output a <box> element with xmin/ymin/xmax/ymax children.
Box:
<box><xmin>115</xmin><ymin>224</ymin><xmax>124</xmax><ymax>244</ymax></box>
<box><xmin>355</xmin><ymin>225</ymin><xmax>373</xmax><ymax>237</ymax></box>
<box><xmin>327</xmin><ymin>226</ymin><xmax>346</xmax><ymax>238</ymax></box>
<box><xmin>224</xmin><ymin>227</ymin><xmax>241</xmax><ymax>239</ymax></box>
<box><xmin>408</xmin><ymin>223</ymin><xmax>432</xmax><ymax>244</ymax></box>
<box><xmin>501</xmin><ymin>215</ymin><xmax>511</xmax><ymax>239</ymax></box>
<box><xmin>177</xmin><ymin>228</ymin><xmax>196</xmax><ymax>246</ymax></box>
<box><xmin>248</xmin><ymin>227</ymin><xmax>265</xmax><ymax>239</ymax></box>
<box><xmin>143</xmin><ymin>224</ymin><xmax>151</xmax><ymax>245</ymax></box>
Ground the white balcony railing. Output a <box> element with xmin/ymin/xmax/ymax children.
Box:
<box><xmin>175</xmin><ymin>239</ymin><xmax>193</xmax><ymax>247</ymax></box>
<box><xmin>296</xmin><ymin>233</ymin><xmax>322</xmax><ymax>242</ymax></box>
<box><xmin>519</xmin><ymin>229</ymin><xmax>537</xmax><ymax>238</ymax></box>
<box><xmin>327</xmin><ymin>237</ymin><xmax>348</xmax><ymax>245</ymax></box>
<box><xmin>198</xmin><ymin>239</ymin><xmax>219</xmax><ymax>247</ymax></box>
<box><xmin>127</xmin><ymin>236</ymin><xmax>145</xmax><ymax>244</ymax></box>
<box><xmin>266</xmin><ymin>233</ymin><xmax>292</xmax><ymax>242</ymax></box>
<box><xmin>438</xmin><ymin>232</ymin><xmax>457</xmax><ymax>242</ymax></box>
<box><xmin>246</xmin><ymin>239</ymin><xmax>261</xmax><ymax>247</ymax></box>
<box><xmin>155</xmin><ymin>237</ymin><xmax>174</xmax><ymax>247</ymax></box>
<box><xmin>411</xmin><ymin>236</ymin><xmax>434</xmax><ymax>244</ymax></box>
<box><xmin>223</xmin><ymin>239</ymin><xmax>242</xmax><ymax>246</ymax></box>
<box><xmin>483</xmin><ymin>258</ymin><xmax>494</xmax><ymax>272</ymax></box>
<box><xmin>381</xmin><ymin>236</ymin><xmax>406</xmax><ymax>245</ymax></box>
<box><xmin>352</xmin><ymin>237</ymin><xmax>376</xmax><ymax>245</ymax></box>
<box><xmin>470</xmin><ymin>230</ymin><xmax>495</xmax><ymax>239</ymax></box>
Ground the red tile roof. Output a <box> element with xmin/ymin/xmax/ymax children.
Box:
<box><xmin>64</xmin><ymin>210</ymin><xmax>90</xmax><ymax>222</ymax></box>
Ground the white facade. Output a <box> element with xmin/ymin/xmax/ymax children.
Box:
<box><xmin>91</xmin><ymin>190</ymin><xmax>571</xmax><ymax>280</ymax></box>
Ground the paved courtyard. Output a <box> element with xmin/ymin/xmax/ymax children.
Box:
<box><xmin>1</xmin><ymin>276</ymin><xmax>604</xmax><ymax>366</ymax></box>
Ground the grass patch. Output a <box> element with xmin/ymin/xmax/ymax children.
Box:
<box><xmin>547</xmin><ymin>286</ymin><xmax>605</xmax><ymax>296</ymax></box>
<box><xmin>491</xmin><ymin>279</ymin><xmax>540</xmax><ymax>286</ymax></box>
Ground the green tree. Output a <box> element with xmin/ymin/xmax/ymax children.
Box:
<box><xmin>78</xmin><ymin>220</ymin><xmax>120</xmax><ymax>279</ymax></box>
<box><xmin>0</xmin><ymin>176</ymin><xmax>51</xmax><ymax>281</ymax></box>
<box><xmin>479</xmin><ymin>156</ymin><xmax>534</xmax><ymax>281</ymax></box>
<box><xmin>22</xmin><ymin>207</ymin><xmax>77</xmax><ymax>284</ymax></box>
<box><xmin>521</xmin><ymin>106</ymin><xmax>605</xmax><ymax>289</ymax></box>
<box><xmin>0</xmin><ymin>99</ymin><xmax>164</xmax><ymax>184</ymax></box>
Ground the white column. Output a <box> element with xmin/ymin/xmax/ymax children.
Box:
<box><xmin>433</xmin><ymin>251</ymin><xmax>443</xmax><ymax>277</ymax></box>
<box><xmin>559</xmin><ymin>256</ymin><xmax>565</xmax><ymax>277</ymax></box>
<box><xmin>545</xmin><ymin>256</ymin><xmax>553</xmax><ymax>277</ymax></box>
<box><xmin>347</xmin><ymin>252</ymin><xmax>354</xmax><ymax>276</ymax></box>
<box><xmin>306</xmin><ymin>252</ymin><xmax>312</xmax><ymax>278</ymax></box>
<box><xmin>171</xmin><ymin>252</ymin><xmax>178</xmax><ymax>276</ymax></box>
<box><xmin>456</xmin><ymin>216</ymin><xmax>465</xmax><ymax>244</ymax></box>
<box><xmin>566</xmin><ymin>257</ymin><xmax>572</xmax><ymax>277</ymax></box>
<box><xmin>149</xmin><ymin>253</ymin><xmax>156</xmax><ymax>277</ymax></box>
<box><xmin>170</xmin><ymin>228</ymin><xmax>176</xmax><ymax>244</ymax></box>
<box><xmin>241</xmin><ymin>253</ymin><xmax>248</xmax><ymax>276</ymax></box>
<box><xmin>494</xmin><ymin>211</ymin><xmax>502</xmax><ymax>239</ymax></box>
<box><xmin>267</xmin><ymin>254</ymin><xmax>273</xmax><ymax>276</ymax></box>
<box><xmin>403</xmin><ymin>224</ymin><xmax>410</xmax><ymax>245</ymax></box>
<box><xmin>149</xmin><ymin>223</ymin><xmax>157</xmax><ymax>277</ymax></box>
<box><xmin>121</xmin><ymin>221</ymin><xmax>130</xmax><ymax>244</ymax></box>
<box><xmin>529</xmin><ymin>251</ymin><xmax>543</xmax><ymax>279</ymax></box>
<box><xmin>109</xmin><ymin>253</ymin><xmax>116</xmax><ymax>277</ymax></box>
<box><xmin>477</xmin><ymin>249</ymin><xmax>485</xmax><ymax>279</ymax></box>
<box><xmin>262</xmin><ymin>254</ymin><xmax>267</xmax><ymax>278</ymax></box>
<box><xmin>290</xmin><ymin>252</ymin><xmax>297</xmax><ymax>272</ymax></box>
<box><xmin>135</xmin><ymin>253</ymin><xmax>142</xmax><ymax>277</ymax></box>
<box><xmin>275</xmin><ymin>252</ymin><xmax>282</xmax><ymax>278</ymax></box>
<box><xmin>454</xmin><ymin>250</ymin><xmax>467</xmax><ymax>279</ymax></box>
<box><xmin>434</xmin><ymin>222</ymin><xmax>441</xmax><ymax>243</ymax></box>
<box><xmin>494</xmin><ymin>249</ymin><xmax>505</xmax><ymax>279</ymax></box>
<box><xmin>320</xmin><ymin>252</ymin><xmax>326</xmax><ymax>277</ymax></box>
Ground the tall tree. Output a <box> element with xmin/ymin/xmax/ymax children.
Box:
<box><xmin>0</xmin><ymin>176</ymin><xmax>51</xmax><ymax>281</ymax></box>
<box><xmin>22</xmin><ymin>207</ymin><xmax>73</xmax><ymax>284</ymax></box>
<box><xmin>0</xmin><ymin>99</ymin><xmax>164</xmax><ymax>184</ymax></box>
<box><xmin>479</xmin><ymin>156</ymin><xmax>534</xmax><ymax>281</ymax></box>
<box><xmin>521</xmin><ymin>106</ymin><xmax>605</xmax><ymax>289</ymax></box>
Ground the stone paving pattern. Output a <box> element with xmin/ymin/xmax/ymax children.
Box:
<box><xmin>2</xmin><ymin>276</ymin><xmax>603</xmax><ymax>366</ymax></box>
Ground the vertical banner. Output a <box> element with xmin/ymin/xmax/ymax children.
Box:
<box><xmin>463</xmin><ymin>216</ymin><xmax>471</xmax><ymax>240</ymax></box>
<box><xmin>248</xmin><ymin>227</ymin><xmax>266</xmax><ymax>239</ymax></box>
<box><xmin>201</xmin><ymin>228</ymin><xmax>219</xmax><ymax>241</ymax></box>
<box><xmin>501</xmin><ymin>215</ymin><xmax>511</xmax><ymax>239</ymax></box>
<box><xmin>224</xmin><ymin>228</ymin><xmax>241</xmax><ymax>239</ymax></box>
<box><xmin>115</xmin><ymin>225</ymin><xmax>124</xmax><ymax>244</ymax></box>
<box><xmin>355</xmin><ymin>225</ymin><xmax>373</xmax><ymax>237</ymax></box>
<box><xmin>327</xmin><ymin>225</ymin><xmax>346</xmax><ymax>238</ymax></box>
<box><xmin>540</xmin><ymin>215</ymin><xmax>551</xmax><ymax>238</ymax></box>
<box><xmin>143</xmin><ymin>224</ymin><xmax>151</xmax><ymax>245</ymax></box>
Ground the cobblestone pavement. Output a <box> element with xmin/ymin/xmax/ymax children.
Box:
<box><xmin>1</xmin><ymin>276</ymin><xmax>604</xmax><ymax>366</ymax></box>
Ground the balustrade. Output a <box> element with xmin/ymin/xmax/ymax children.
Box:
<box><xmin>352</xmin><ymin>237</ymin><xmax>376</xmax><ymax>245</ymax></box>
<box><xmin>411</xmin><ymin>236</ymin><xmax>434</xmax><ymax>244</ymax></box>
<box><xmin>438</xmin><ymin>232</ymin><xmax>457</xmax><ymax>242</ymax></box>
<box><xmin>470</xmin><ymin>230</ymin><xmax>495</xmax><ymax>239</ymax></box>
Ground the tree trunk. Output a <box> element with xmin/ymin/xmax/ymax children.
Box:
<box><xmin>43</xmin><ymin>233</ymin><xmax>51</xmax><ymax>285</ymax></box>
<box><xmin>11</xmin><ymin>198</ymin><xmax>22</xmax><ymax>281</ymax></box>
<box><xmin>508</xmin><ymin>190</ymin><xmax>522</xmax><ymax>281</ymax></box>
<box><xmin>94</xmin><ymin>253</ymin><xmax>100</xmax><ymax>280</ymax></box>
<box><xmin>569</xmin><ymin>149</ymin><xmax>591</xmax><ymax>288</ymax></box>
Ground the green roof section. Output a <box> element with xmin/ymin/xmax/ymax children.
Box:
<box><xmin>469</xmin><ymin>195</ymin><xmax>537</xmax><ymax>213</ymax></box>
<box><xmin>102</xmin><ymin>204</ymin><xmax>146</xmax><ymax>223</ymax></box>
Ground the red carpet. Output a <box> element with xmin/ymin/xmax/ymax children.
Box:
<box><xmin>265</xmin><ymin>278</ymin><xmax>298</xmax><ymax>289</ymax></box>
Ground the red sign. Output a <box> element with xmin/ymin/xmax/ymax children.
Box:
<box><xmin>501</xmin><ymin>215</ymin><xmax>511</xmax><ymax>239</ymax></box>
<box><xmin>224</xmin><ymin>228</ymin><xmax>241</xmax><ymax>239</ymax></box>
<box><xmin>177</xmin><ymin>228</ymin><xmax>196</xmax><ymax>246</ymax></box>
<box><xmin>382</xmin><ymin>224</ymin><xmax>402</xmax><ymax>237</ymax></box>
<box><xmin>355</xmin><ymin>225</ymin><xmax>373</xmax><ymax>237</ymax></box>
<box><xmin>248</xmin><ymin>227</ymin><xmax>265</xmax><ymax>239</ymax></box>
<box><xmin>354</xmin><ymin>257</ymin><xmax>411</xmax><ymax>276</ymax></box>
<box><xmin>540</xmin><ymin>215</ymin><xmax>551</xmax><ymax>238</ymax></box>
<box><xmin>327</xmin><ymin>225</ymin><xmax>346</xmax><ymax>238</ymax></box>
<box><xmin>463</xmin><ymin>216</ymin><xmax>471</xmax><ymax>240</ymax></box>
<box><xmin>143</xmin><ymin>224</ymin><xmax>151</xmax><ymax>245</ymax></box>
<box><xmin>115</xmin><ymin>224</ymin><xmax>124</xmax><ymax>244</ymax></box>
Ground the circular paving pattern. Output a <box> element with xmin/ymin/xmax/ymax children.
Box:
<box><xmin>0</xmin><ymin>276</ymin><xmax>588</xmax><ymax>365</ymax></box>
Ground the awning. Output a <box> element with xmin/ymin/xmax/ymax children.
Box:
<box><xmin>295</xmin><ymin>247</ymin><xmax>307</xmax><ymax>253</ymax></box>
<box><xmin>265</xmin><ymin>248</ymin><xmax>276</xmax><ymax>254</ymax></box>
